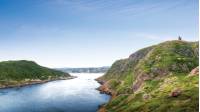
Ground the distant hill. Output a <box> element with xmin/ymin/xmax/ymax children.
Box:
<box><xmin>57</xmin><ymin>66</ymin><xmax>110</xmax><ymax>73</ymax></box>
<box><xmin>97</xmin><ymin>40</ymin><xmax>199</xmax><ymax>112</ymax></box>
<box><xmin>0</xmin><ymin>60</ymin><xmax>71</xmax><ymax>88</ymax></box>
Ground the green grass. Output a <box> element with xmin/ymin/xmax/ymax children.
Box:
<box><xmin>0</xmin><ymin>60</ymin><xmax>70</xmax><ymax>85</ymax></box>
<box><xmin>100</xmin><ymin>40</ymin><xmax>199</xmax><ymax>112</ymax></box>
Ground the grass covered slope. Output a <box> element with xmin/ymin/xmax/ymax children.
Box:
<box><xmin>97</xmin><ymin>40</ymin><xmax>199</xmax><ymax>112</ymax></box>
<box><xmin>0</xmin><ymin>60</ymin><xmax>71</xmax><ymax>87</ymax></box>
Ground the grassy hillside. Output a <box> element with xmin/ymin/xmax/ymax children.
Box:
<box><xmin>97</xmin><ymin>40</ymin><xmax>199</xmax><ymax>112</ymax></box>
<box><xmin>0</xmin><ymin>60</ymin><xmax>70</xmax><ymax>87</ymax></box>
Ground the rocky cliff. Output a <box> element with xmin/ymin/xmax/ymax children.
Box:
<box><xmin>97</xmin><ymin>40</ymin><xmax>199</xmax><ymax>112</ymax></box>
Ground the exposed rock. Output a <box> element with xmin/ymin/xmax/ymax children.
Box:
<box><xmin>171</xmin><ymin>63</ymin><xmax>190</xmax><ymax>72</ymax></box>
<box><xmin>132</xmin><ymin>80</ymin><xmax>143</xmax><ymax>92</ymax></box>
<box><xmin>143</xmin><ymin>94</ymin><xmax>150</xmax><ymax>100</ymax></box>
<box><xmin>151</xmin><ymin>67</ymin><xmax>168</xmax><ymax>76</ymax></box>
<box><xmin>132</xmin><ymin>73</ymin><xmax>150</xmax><ymax>92</ymax></box>
<box><xmin>180</xmin><ymin>64</ymin><xmax>190</xmax><ymax>72</ymax></box>
<box><xmin>95</xmin><ymin>79</ymin><xmax>105</xmax><ymax>85</ymax></box>
<box><xmin>194</xmin><ymin>47</ymin><xmax>199</xmax><ymax>58</ymax></box>
<box><xmin>98</xmin><ymin>84</ymin><xmax>111</xmax><ymax>95</ymax></box>
<box><xmin>188</xmin><ymin>66</ymin><xmax>199</xmax><ymax>76</ymax></box>
<box><xmin>193</xmin><ymin>42</ymin><xmax>199</xmax><ymax>58</ymax></box>
<box><xmin>170</xmin><ymin>88</ymin><xmax>182</xmax><ymax>97</ymax></box>
<box><xmin>129</xmin><ymin>47</ymin><xmax>153</xmax><ymax>61</ymax></box>
<box><xmin>98</xmin><ymin>106</ymin><xmax>106</xmax><ymax>112</ymax></box>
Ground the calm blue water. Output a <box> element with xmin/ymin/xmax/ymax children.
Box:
<box><xmin>0</xmin><ymin>73</ymin><xmax>110</xmax><ymax>112</ymax></box>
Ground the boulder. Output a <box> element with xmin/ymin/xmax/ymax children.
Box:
<box><xmin>143</xmin><ymin>94</ymin><xmax>150</xmax><ymax>100</ymax></box>
<box><xmin>189</xmin><ymin>66</ymin><xmax>199</xmax><ymax>76</ymax></box>
<box><xmin>170</xmin><ymin>88</ymin><xmax>181</xmax><ymax>97</ymax></box>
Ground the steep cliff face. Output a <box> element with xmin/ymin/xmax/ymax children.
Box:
<box><xmin>97</xmin><ymin>46</ymin><xmax>154</xmax><ymax>95</ymax></box>
<box><xmin>97</xmin><ymin>40</ymin><xmax>199</xmax><ymax>112</ymax></box>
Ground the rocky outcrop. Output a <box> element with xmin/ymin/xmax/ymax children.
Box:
<box><xmin>96</xmin><ymin>79</ymin><xmax>116</xmax><ymax>98</ymax></box>
<box><xmin>143</xmin><ymin>94</ymin><xmax>151</xmax><ymax>100</ymax></box>
<box><xmin>170</xmin><ymin>88</ymin><xmax>182</xmax><ymax>97</ymax></box>
<box><xmin>129</xmin><ymin>46</ymin><xmax>153</xmax><ymax>61</ymax></box>
<box><xmin>98</xmin><ymin>84</ymin><xmax>112</xmax><ymax>95</ymax></box>
<box><xmin>132</xmin><ymin>73</ymin><xmax>151</xmax><ymax>92</ymax></box>
<box><xmin>189</xmin><ymin>66</ymin><xmax>199</xmax><ymax>76</ymax></box>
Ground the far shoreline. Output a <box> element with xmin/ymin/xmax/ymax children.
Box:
<box><xmin>0</xmin><ymin>76</ymin><xmax>76</xmax><ymax>89</ymax></box>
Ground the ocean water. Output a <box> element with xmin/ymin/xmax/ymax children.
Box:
<box><xmin>0</xmin><ymin>73</ymin><xmax>110</xmax><ymax>112</ymax></box>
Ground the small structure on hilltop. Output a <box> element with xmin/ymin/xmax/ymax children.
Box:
<box><xmin>178</xmin><ymin>36</ymin><xmax>182</xmax><ymax>40</ymax></box>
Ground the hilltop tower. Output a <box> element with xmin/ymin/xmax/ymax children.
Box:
<box><xmin>178</xmin><ymin>36</ymin><xmax>182</xmax><ymax>40</ymax></box>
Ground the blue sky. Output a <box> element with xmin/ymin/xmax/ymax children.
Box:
<box><xmin>0</xmin><ymin>0</ymin><xmax>198</xmax><ymax>68</ymax></box>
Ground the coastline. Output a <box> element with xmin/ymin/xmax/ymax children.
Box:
<box><xmin>0</xmin><ymin>76</ymin><xmax>76</xmax><ymax>89</ymax></box>
<box><xmin>96</xmin><ymin>79</ymin><xmax>116</xmax><ymax>97</ymax></box>
<box><xmin>96</xmin><ymin>79</ymin><xmax>116</xmax><ymax>112</ymax></box>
